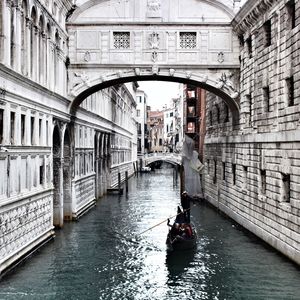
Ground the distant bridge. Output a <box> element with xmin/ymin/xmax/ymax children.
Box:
<box><xmin>143</xmin><ymin>153</ymin><xmax>182</xmax><ymax>167</ymax></box>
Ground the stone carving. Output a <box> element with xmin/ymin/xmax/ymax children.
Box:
<box><xmin>216</xmin><ymin>73</ymin><xmax>236</xmax><ymax>92</ymax></box>
<box><xmin>73</xmin><ymin>72</ymin><xmax>90</xmax><ymax>88</ymax></box>
<box><xmin>147</xmin><ymin>0</ymin><xmax>161</xmax><ymax>17</ymax></box>
<box><xmin>147</xmin><ymin>0</ymin><xmax>161</xmax><ymax>11</ymax></box>
<box><xmin>151</xmin><ymin>51</ymin><xmax>158</xmax><ymax>62</ymax></box>
<box><xmin>84</xmin><ymin>51</ymin><xmax>91</xmax><ymax>62</ymax></box>
<box><xmin>218</xmin><ymin>52</ymin><xmax>224</xmax><ymax>63</ymax></box>
<box><xmin>134</xmin><ymin>68</ymin><xmax>141</xmax><ymax>76</ymax></box>
<box><xmin>149</xmin><ymin>32</ymin><xmax>159</xmax><ymax>49</ymax></box>
<box><xmin>186</xmin><ymin>71</ymin><xmax>192</xmax><ymax>79</ymax></box>
<box><xmin>169</xmin><ymin>69</ymin><xmax>175</xmax><ymax>76</ymax></box>
<box><xmin>0</xmin><ymin>196</ymin><xmax>52</xmax><ymax>260</ymax></box>
<box><xmin>152</xmin><ymin>65</ymin><xmax>159</xmax><ymax>75</ymax></box>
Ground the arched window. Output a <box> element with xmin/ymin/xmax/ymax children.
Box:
<box><xmin>46</xmin><ymin>22</ymin><xmax>51</xmax><ymax>86</ymax></box>
<box><xmin>10</xmin><ymin>2</ymin><xmax>16</xmax><ymax>68</ymax></box>
<box><xmin>38</xmin><ymin>15</ymin><xmax>44</xmax><ymax>84</ymax></box>
<box><xmin>30</xmin><ymin>7</ymin><xmax>37</xmax><ymax>80</ymax></box>
<box><xmin>21</xmin><ymin>0</ymin><xmax>28</xmax><ymax>75</ymax></box>
<box><xmin>54</xmin><ymin>30</ymin><xmax>60</xmax><ymax>90</ymax></box>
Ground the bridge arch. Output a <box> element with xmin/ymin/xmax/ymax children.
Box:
<box><xmin>69</xmin><ymin>70</ymin><xmax>240</xmax><ymax>124</ymax></box>
<box><xmin>143</xmin><ymin>153</ymin><xmax>182</xmax><ymax>167</ymax></box>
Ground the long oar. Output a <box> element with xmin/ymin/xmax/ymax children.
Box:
<box><xmin>138</xmin><ymin>208</ymin><xmax>190</xmax><ymax>236</ymax></box>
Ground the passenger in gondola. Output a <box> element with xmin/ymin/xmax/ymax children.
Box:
<box><xmin>167</xmin><ymin>219</ymin><xmax>178</xmax><ymax>234</ymax></box>
<box><xmin>184</xmin><ymin>223</ymin><xmax>193</xmax><ymax>238</ymax></box>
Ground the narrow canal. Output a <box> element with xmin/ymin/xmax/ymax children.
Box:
<box><xmin>1</xmin><ymin>167</ymin><xmax>300</xmax><ymax>300</ymax></box>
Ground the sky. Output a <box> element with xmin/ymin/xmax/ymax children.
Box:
<box><xmin>137</xmin><ymin>81</ymin><xmax>182</xmax><ymax>111</ymax></box>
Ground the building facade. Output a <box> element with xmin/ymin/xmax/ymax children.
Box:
<box><xmin>0</xmin><ymin>0</ymin><xmax>138</xmax><ymax>275</ymax></box>
<box><xmin>204</xmin><ymin>0</ymin><xmax>300</xmax><ymax>264</ymax></box>
<box><xmin>148</xmin><ymin>110</ymin><xmax>164</xmax><ymax>153</ymax></box>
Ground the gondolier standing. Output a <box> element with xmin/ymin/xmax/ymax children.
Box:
<box><xmin>181</xmin><ymin>191</ymin><xmax>191</xmax><ymax>223</ymax></box>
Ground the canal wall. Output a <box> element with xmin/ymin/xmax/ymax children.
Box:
<box><xmin>204</xmin><ymin>0</ymin><xmax>300</xmax><ymax>265</ymax></box>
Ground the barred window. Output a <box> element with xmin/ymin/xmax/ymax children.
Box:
<box><xmin>113</xmin><ymin>32</ymin><xmax>130</xmax><ymax>49</ymax></box>
<box><xmin>179</xmin><ymin>32</ymin><xmax>197</xmax><ymax>49</ymax></box>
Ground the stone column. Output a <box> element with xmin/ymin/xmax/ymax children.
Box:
<box><xmin>25</xmin><ymin>18</ymin><xmax>31</xmax><ymax>77</ymax></box>
<box><xmin>0</xmin><ymin>0</ymin><xmax>11</xmax><ymax>66</ymax></box>
<box><xmin>25</xmin><ymin>109</ymin><xmax>30</xmax><ymax>146</ymax></box>
<box><xmin>49</xmin><ymin>41</ymin><xmax>55</xmax><ymax>91</ymax></box>
<box><xmin>15</xmin><ymin>106</ymin><xmax>21</xmax><ymax>145</ymax></box>
<box><xmin>15</xmin><ymin>4</ymin><xmax>22</xmax><ymax>73</ymax></box>
<box><xmin>2</xmin><ymin>103</ymin><xmax>10</xmax><ymax>145</ymax></box>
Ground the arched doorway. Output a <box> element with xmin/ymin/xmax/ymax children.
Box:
<box><xmin>52</xmin><ymin>125</ymin><xmax>62</xmax><ymax>227</ymax></box>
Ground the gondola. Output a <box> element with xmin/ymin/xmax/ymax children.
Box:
<box><xmin>166</xmin><ymin>207</ymin><xmax>197</xmax><ymax>252</ymax></box>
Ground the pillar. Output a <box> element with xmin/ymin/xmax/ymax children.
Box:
<box><xmin>1</xmin><ymin>0</ymin><xmax>12</xmax><ymax>66</ymax></box>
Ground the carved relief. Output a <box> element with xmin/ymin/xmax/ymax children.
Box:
<box><xmin>147</xmin><ymin>0</ymin><xmax>161</xmax><ymax>18</ymax></box>
<box><xmin>147</xmin><ymin>0</ymin><xmax>161</xmax><ymax>11</ymax></box>
<box><xmin>0</xmin><ymin>196</ymin><xmax>52</xmax><ymax>260</ymax></box>
<box><xmin>148</xmin><ymin>32</ymin><xmax>160</xmax><ymax>49</ymax></box>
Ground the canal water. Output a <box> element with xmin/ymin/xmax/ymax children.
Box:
<box><xmin>0</xmin><ymin>167</ymin><xmax>300</xmax><ymax>300</ymax></box>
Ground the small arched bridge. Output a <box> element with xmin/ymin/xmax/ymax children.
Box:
<box><xmin>143</xmin><ymin>152</ymin><xmax>182</xmax><ymax>167</ymax></box>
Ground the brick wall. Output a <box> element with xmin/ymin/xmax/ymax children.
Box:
<box><xmin>204</xmin><ymin>0</ymin><xmax>300</xmax><ymax>264</ymax></box>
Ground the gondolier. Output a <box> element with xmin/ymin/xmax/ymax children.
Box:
<box><xmin>181</xmin><ymin>191</ymin><xmax>191</xmax><ymax>223</ymax></box>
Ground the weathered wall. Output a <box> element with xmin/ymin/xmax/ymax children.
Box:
<box><xmin>204</xmin><ymin>0</ymin><xmax>300</xmax><ymax>264</ymax></box>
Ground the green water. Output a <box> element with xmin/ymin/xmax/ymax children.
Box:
<box><xmin>0</xmin><ymin>168</ymin><xmax>299</xmax><ymax>300</ymax></box>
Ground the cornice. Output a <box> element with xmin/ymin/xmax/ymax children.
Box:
<box><xmin>232</xmin><ymin>0</ymin><xmax>277</xmax><ymax>35</ymax></box>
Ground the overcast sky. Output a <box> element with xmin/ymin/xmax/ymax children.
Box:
<box><xmin>138</xmin><ymin>81</ymin><xmax>182</xmax><ymax>111</ymax></box>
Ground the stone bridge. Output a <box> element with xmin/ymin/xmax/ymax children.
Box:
<box><xmin>143</xmin><ymin>152</ymin><xmax>182</xmax><ymax>167</ymax></box>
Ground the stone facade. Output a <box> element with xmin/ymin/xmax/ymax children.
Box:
<box><xmin>204</xmin><ymin>0</ymin><xmax>300</xmax><ymax>264</ymax></box>
<box><xmin>0</xmin><ymin>0</ymin><xmax>138</xmax><ymax>275</ymax></box>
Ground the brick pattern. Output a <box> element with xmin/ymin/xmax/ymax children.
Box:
<box><xmin>205</xmin><ymin>0</ymin><xmax>300</xmax><ymax>264</ymax></box>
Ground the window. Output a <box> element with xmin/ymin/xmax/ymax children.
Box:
<box><xmin>246</xmin><ymin>94</ymin><xmax>252</xmax><ymax>123</ymax></box>
<box><xmin>137</xmin><ymin>109</ymin><xmax>140</xmax><ymax>117</ymax></box>
<box><xmin>10</xmin><ymin>112</ymin><xmax>15</xmax><ymax>144</ymax></box>
<box><xmin>260</xmin><ymin>169</ymin><xmax>266</xmax><ymax>195</ymax></box>
<box><xmin>286</xmin><ymin>0</ymin><xmax>296</xmax><ymax>29</ymax></box>
<box><xmin>243</xmin><ymin>166</ymin><xmax>248</xmax><ymax>190</ymax></box>
<box><xmin>46</xmin><ymin>120</ymin><xmax>49</xmax><ymax>146</ymax></box>
<box><xmin>282</xmin><ymin>173</ymin><xmax>290</xmax><ymax>202</ymax></box>
<box><xmin>246</xmin><ymin>37</ymin><xmax>252</xmax><ymax>58</ymax></box>
<box><xmin>21</xmin><ymin>114</ymin><xmax>26</xmax><ymax>145</ymax></box>
<box><xmin>213</xmin><ymin>160</ymin><xmax>217</xmax><ymax>184</ymax></box>
<box><xmin>224</xmin><ymin>104</ymin><xmax>229</xmax><ymax>122</ymax></box>
<box><xmin>209</xmin><ymin>111</ymin><xmax>213</xmax><ymax>126</ymax></box>
<box><xmin>113</xmin><ymin>32</ymin><xmax>130</xmax><ymax>49</ymax></box>
<box><xmin>40</xmin><ymin>164</ymin><xmax>44</xmax><ymax>185</ymax></box>
<box><xmin>170</xmin><ymin>112</ymin><xmax>173</xmax><ymax>117</ymax></box>
<box><xmin>187</xmin><ymin>106</ymin><xmax>195</xmax><ymax>117</ymax></box>
<box><xmin>0</xmin><ymin>109</ymin><xmax>3</xmax><ymax>144</ymax></box>
<box><xmin>222</xmin><ymin>162</ymin><xmax>226</xmax><ymax>181</ymax></box>
<box><xmin>180</xmin><ymin>32</ymin><xmax>197</xmax><ymax>49</ymax></box>
<box><xmin>286</xmin><ymin>76</ymin><xmax>294</xmax><ymax>106</ymax></box>
<box><xmin>39</xmin><ymin>118</ymin><xmax>42</xmax><ymax>143</ymax></box>
<box><xmin>232</xmin><ymin>164</ymin><xmax>236</xmax><ymax>185</ymax></box>
<box><xmin>31</xmin><ymin>116</ymin><xmax>35</xmax><ymax>145</ymax></box>
<box><xmin>187</xmin><ymin>122</ymin><xmax>195</xmax><ymax>133</ymax></box>
<box><xmin>263</xmin><ymin>20</ymin><xmax>272</xmax><ymax>47</ymax></box>
<box><xmin>187</xmin><ymin>90</ymin><xmax>196</xmax><ymax>98</ymax></box>
<box><xmin>137</xmin><ymin>96</ymin><xmax>142</xmax><ymax>103</ymax></box>
<box><xmin>263</xmin><ymin>86</ymin><xmax>270</xmax><ymax>112</ymax></box>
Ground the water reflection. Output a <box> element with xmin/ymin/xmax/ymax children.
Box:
<box><xmin>166</xmin><ymin>249</ymin><xmax>196</xmax><ymax>278</ymax></box>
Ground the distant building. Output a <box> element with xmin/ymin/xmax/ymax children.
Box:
<box><xmin>183</xmin><ymin>84</ymin><xmax>206</xmax><ymax>161</ymax></box>
<box><xmin>148</xmin><ymin>111</ymin><xmax>164</xmax><ymax>153</ymax></box>
<box><xmin>136</xmin><ymin>90</ymin><xmax>149</xmax><ymax>157</ymax></box>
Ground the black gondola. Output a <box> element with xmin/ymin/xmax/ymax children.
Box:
<box><xmin>166</xmin><ymin>207</ymin><xmax>197</xmax><ymax>252</ymax></box>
